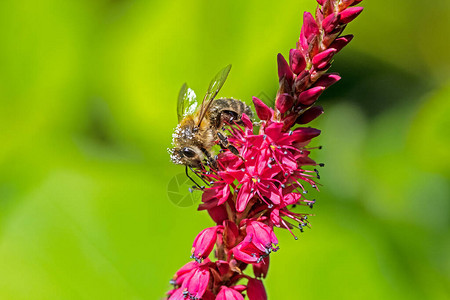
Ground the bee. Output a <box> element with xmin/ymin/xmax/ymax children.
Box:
<box><xmin>169</xmin><ymin>65</ymin><xmax>252</xmax><ymax>173</ymax></box>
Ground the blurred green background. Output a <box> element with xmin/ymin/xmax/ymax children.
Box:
<box><xmin>0</xmin><ymin>0</ymin><xmax>449</xmax><ymax>299</ymax></box>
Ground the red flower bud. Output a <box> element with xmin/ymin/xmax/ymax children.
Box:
<box><xmin>247</xmin><ymin>278</ymin><xmax>268</xmax><ymax>300</ymax></box>
<box><xmin>322</xmin><ymin>13</ymin><xmax>340</xmax><ymax>33</ymax></box>
<box><xmin>312</xmin><ymin>48</ymin><xmax>337</xmax><ymax>70</ymax></box>
<box><xmin>276</xmin><ymin>93</ymin><xmax>294</xmax><ymax>114</ymax></box>
<box><xmin>313</xmin><ymin>73</ymin><xmax>341</xmax><ymax>89</ymax></box>
<box><xmin>302</xmin><ymin>12</ymin><xmax>319</xmax><ymax>41</ymax></box>
<box><xmin>339</xmin><ymin>6</ymin><xmax>363</xmax><ymax>24</ymax></box>
<box><xmin>298</xmin><ymin>86</ymin><xmax>325</xmax><ymax>105</ymax></box>
<box><xmin>277</xmin><ymin>53</ymin><xmax>293</xmax><ymax>82</ymax></box>
<box><xmin>291</xmin><ymin>127</ymin><xmax>321</xmax><ymax>142</ymax></box>
<box><xmin>252</xmin><ymin>96</ymin><xmax>272</xmax><ymax>121</ymax></box>
<box><xmin>289</xmin><ymin>48</ymin><xmax>306</xmax><ymax>74</ymax></box>
<box><xmin>296</xmin><ymin>105</ymin><xmax>324</xmax><ymax>124</ymax></box>
<box><xmin>330</xmin><ymin>34</ymin><xmax>354</xmax><ymax>54</ymax></box>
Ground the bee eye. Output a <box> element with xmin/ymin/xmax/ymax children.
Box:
<box><xmin>182</xmin><ymin>147</ymin><xmax>196</xmax><ymax>158</ymax></box>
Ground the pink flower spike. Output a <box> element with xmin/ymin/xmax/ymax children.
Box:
<box><xmin>252</xmin><ymin>96</ymin><xmax>272</xmax><ymax>121</ymax></box>
<box><xmin>191</xmin><ymin>226</ymin><xmax>221</xmax><ymax>262</ymax></box>
<box><xmin>181</xmin><ymin>266</ymin><xmax>210</xmax><ymax>300</ymax></box>
<box><xmin>314</xmin><ymin>73</ymin><xmax>341</xmax><ymax>89</ymax></box>
<box><xmin>216</xmin><ymin>286</ymin><xmax>245</xmax><ymax>300</ymax></box>
<box><xmin>298</xmin><ymin>86</ymin><xmax>325</xmax><ymax>106</ymax></box>
<box><xmin>247</xmin><ymin>278</ymin><xmax>268</xmax><ymax>300</ymax></box>
<box><xmin>330</xmin><ymin>34</ymin><xmax>354</xmax><ymax>53</ymax></box>
<box><xmin>302</xmin><ymin>12</ymin><xmax>319</xmax><ymax>41</ymax></box>
<box><xmin>289</xmin><ymin>49</ymin><xmax>306</xmax><ymax>74</ymax></box>
<box><xmin>339</xmin><ymin>7</ymin><xmax>364</xmax><ymax>24</ymax></box>
<box><xmin>276</xmin><ymin>93</ymin><xmax>294</xmax><ymax>114</ymax></box>
<box><xmin>296</xmin><ymin>105</ymin><xmax>324</xmax><ymax>124</ymax></box>
<box><xmin>312</xmin><ymin>48</ymin><xmax>337</xmax><ymax>70</ymax></box>
<box><xmin>277</xmin><ymin>53</ymin><xmax>293</xmax><ymax>82</ymax></box>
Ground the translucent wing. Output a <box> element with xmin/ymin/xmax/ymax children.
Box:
<box><xmin>197</xmin><ymin>64</ymin><xmax>232</xmax><ymax>126</ymax></box>
<box><xmin>177</xmin><ymin>83</ymin><xmax>198</xmax><ymax>122</ymax></box>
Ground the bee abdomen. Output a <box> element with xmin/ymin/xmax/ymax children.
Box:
<box><xmin>210</xmin><ymin>98</ymin><xmax>253</xmax><ymax>128</ymax></box>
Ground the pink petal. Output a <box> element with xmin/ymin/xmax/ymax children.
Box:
<box><xmin>241</xmin><ymin>113</ymin><xmax>253</xmax><ymax>129</ymax></box>
<box><xmin>289</xmin><ymin>48</ymin><xmax>306</xmax><ymax>74</ymax></box>
<box><xmin>312</xmin><ymin>48</ymin><xmax>337</xmax><ymax>70</ymax></box>
<box><xmin>277</xmin><ymin>53</ymin><xmax>293</xmax><ymax>82</ymax></box>
<box><xmin>253</xmin><ymin>255</ymin><xmax>270</xmax><ymax>279</ymax></box>
<box><xmin>322</xmin><ymin>13</ymin><xmax>340</xmax><ymax>33</ymax></box>
<box><xmin>339</xmin><ymin>6</ymin><xmax>364</xmax><ymax>24</ymax></box>
<box><xmin>181</xmin><ymin>266</ymin><xmax>210</xmax><ymax>299</ymax></box>
<box><xmin>276</xmin><ymin>93</ymin><xmax>294</xmax><ymax>114</ymax></box>
<box><xmin>247</xmin><ymin>279</ymin><xmax>268</xmax><ymax>300</ymax></box>
<box><xmin>314</xmin><ymin>73</ymin><xmax>341</xmax><ymax>89</ymax></box>
<box><xmin>252</xmin><ymin>96</ymin><xmax>272</xmax><ymax>121</ymax></box>
<box><xmin>291</xmin><ymin>127</ymin><xmax>321</xmax><ymax>142</ymax></box>
<box><xmin>168</xmin><ymin>288</ymin><xmax>187</xmax><ymax>300</ymax></box>
<box><xmin>330</xmin><ymin>34</ymin><xmax>354</xmax><ymax>52</ymax></box>
<box><xmin>216</xmin><ymin>286</ymin><xmax>245</xmax><ymax>300</ymax></box>
<box><xmin>302</xmin><ymin>12</ymin><xmax>319</xmax><ymax>40</ymax></box>
<box><xmin>297</xmin><ymin>86</ymin><xmax>325</xmax><ymax>106</ymax></box>
<box><xmin>264</xmin><ymin>122</ymin><xmax>284</xmax><ymax>142</ymax></box>
<box><xmin>191</xmin><ymin>226</ymin><xmax>220</xmax><ymax>261</ymax></box>
<box><xmin>296</xmin><ymin>105</ymin><xmax>324</xmax><ymax>124</ymax></box>
<box><xmin>236</xmin><ymin>183</ymin><xmax>254</xmax><ymax>212</ymax></box>
<box><xmin>232</xmin><ymin>242</ymin><xmax>259</xmax><ymax>264</ymax></box>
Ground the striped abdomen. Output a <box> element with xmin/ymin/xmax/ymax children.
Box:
<box><xmin>208</xmin><ymin>98</ymin><xmax>253</xmax><ymax>128</ymax></box>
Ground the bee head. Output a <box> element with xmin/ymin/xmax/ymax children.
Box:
<box><xmin>168</xmin><ymin>146</ymin><xmax>204</xmax><ymax>167</ymax></box>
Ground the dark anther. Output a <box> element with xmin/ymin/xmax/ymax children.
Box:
<box><xmin>319</xmin><ymin>163</ymin><xmax>325</xmax><ymax>167</ymax></box>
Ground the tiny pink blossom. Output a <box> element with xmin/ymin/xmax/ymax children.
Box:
<box><xmin>216</xmin><ymin>286</ymin><xmax>245</xmax><ymax>300</ymax></box>
<box><xmin>191</xmin><ymin>226</ymin><xmax>222</xmax><ymax>263</ymax></box>
<box><xmin>181</xmin><ymin>266</ymin><xmax>210</xmax><ymax>299</ymax></box>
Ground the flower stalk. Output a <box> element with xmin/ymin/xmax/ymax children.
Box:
<box><xmin>168</xmin><ymin>0</ymin><xmax>364</xmax><ymax>298</ymax></box>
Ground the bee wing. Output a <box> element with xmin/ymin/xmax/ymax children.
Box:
<box><xmin>177</xmin><ymin>83</ymin><xmax>198</xmax><ymax>123</ymax></box>
<box><xmin>196</xmin><ymin>64</ymin><xmax>232</xmax><ymax>126</ymax></box>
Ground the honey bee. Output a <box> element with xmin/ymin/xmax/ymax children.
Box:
<box><xmin>169</xmin><ymin>65</ymin><xmax>252</xmax><ymax>171</ymax></box>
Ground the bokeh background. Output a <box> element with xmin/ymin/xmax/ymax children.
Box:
<box><xmin>0</xmin><ymin>0</ymin><xmax>449</xmax><ymax>299</ymax></box>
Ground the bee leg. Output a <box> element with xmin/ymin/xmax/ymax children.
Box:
<box><xmin>201</xmin><ymin>148</ymin><xmax>218</xmax><ymax>170</ymax></box>
<box><xmin>216</xmin><ymin>132</ymin><xmax>244</xmax><ymax>161</ymax></box>
<box><xmin>185</xmin><ymin>165</ymin><xmax>204</xmax><ymax>190</ymax></box>
<box><xmin>189</xmin><ymin>165</ymin><xmax>211</xmax><ymax>187</ymax></box>
<box><xmin>217</xmin><ymin>132</ymin><xmax>228</xmax><ymax>148</ymax></box>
